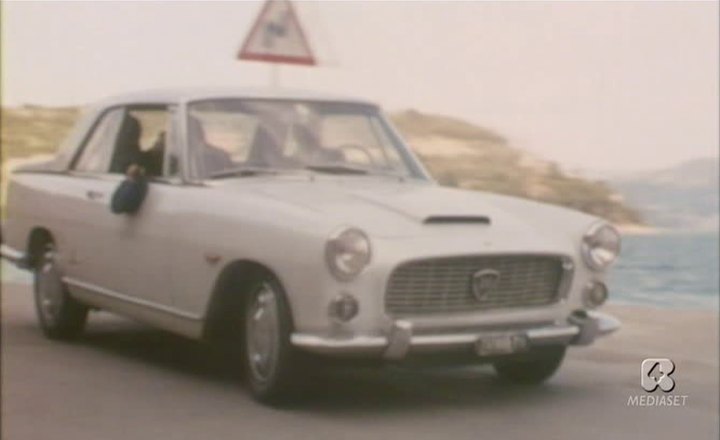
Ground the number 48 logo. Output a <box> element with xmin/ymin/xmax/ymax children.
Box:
<box><xmin>641</xmin><ymin>358</ymin><xmax>676</xmax><ymax>392</ymax></box>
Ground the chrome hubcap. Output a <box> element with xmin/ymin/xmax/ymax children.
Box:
<box><xmin>246</xmin><ymin>284</ymin><xmax>279</xmax><ymax>382</ymax></box>
<box><xmin>36</xmin><ymin>247</ymin><xmax>63</xmax><ymax>325</ymax></box>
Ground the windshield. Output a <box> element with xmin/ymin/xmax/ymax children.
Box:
<box><xmin>186</xmin><ymin>99</ymin><xmax>425</xmax><ymax>180</ymax></box>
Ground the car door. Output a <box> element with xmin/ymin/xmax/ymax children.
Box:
<box><xmin>65</xmin><ymin>105</ymin><xmax>181</xmax><ymax>310</ymax></box>
<box><xmin>62</xmin><ymin>107</ymin><xmax>127</xmax><ymax>290</ymax></box>
<box><xmin>93</xmin><ymin>105</ymin><xmax>180</xmax><ymax>309</ymax></box>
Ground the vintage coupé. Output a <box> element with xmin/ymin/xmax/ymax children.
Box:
<box><xmin>1</xmin><ymin>88</ymin><xmax>621</xmax><ymax>403</ymax></box>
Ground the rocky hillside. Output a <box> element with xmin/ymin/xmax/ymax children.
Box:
<box><xmin>1</xmin><ymin>106</ymin><xmax>641</xmax><ymax>225</ymax></box>
<box><xmin>391</xmin><ymin>110</ymin><xmax>641</xmax><ymax>225</ymax></box>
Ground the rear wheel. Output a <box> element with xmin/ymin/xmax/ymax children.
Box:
<box><xmin>493</xmin><ymin>346</ymin><xmax>566</xmax><ymax>385</ymax></box>
<box><xmin>33</xmin><ymin>243</ymin><xmax>88</xmax><ymax>340</ymax></box>
<box><xmin>243</xmin><ymin>275</ymin><xmax>298</xmax><ymax>404</ymax></box>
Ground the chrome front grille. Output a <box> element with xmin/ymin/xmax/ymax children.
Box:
<box><xmin>385</xmin><ymin>255</ymin><xmax>567</xmax><ymax>315</ymax></box>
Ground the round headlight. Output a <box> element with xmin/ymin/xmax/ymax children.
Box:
<box><xmin>582</xmin><ymin>281</ymin><xmax>609</xmax><ymax>308</ymax></box>
<box><xmin>582</xmin><ymin>222</ymin><xmax>621</xmax><ymax>270</ymax></box>
<box><xmin>325</xmin><ymin>228</ymin><xmax>371</xmax><ymax>281</ymax></box>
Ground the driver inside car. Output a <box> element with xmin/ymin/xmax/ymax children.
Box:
<box><xmin>187</xmin><ymin>116</ymin><xmax>234</xmax><ymax>177</ymax></box>
<box><xmin>141</xmin><ymin>132</ymin><xmax>166</xmax><ymax>177</ymax></box>
<box><xmin>290</xmin><ymin>123</ymin><xmax>344</xmax><ymax>165</ymax></box>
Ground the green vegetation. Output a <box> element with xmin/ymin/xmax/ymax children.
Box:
<box><xmin>1</xmin><ymin>106</ymin><xmax>641</xmax><ymax>225</ymax></box>
<box><xmin>1</xmin><ymin>106</ymin><xmax>80</xmax><ymax>161</ymax></box>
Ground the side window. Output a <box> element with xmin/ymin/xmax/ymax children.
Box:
<box><xmin>73</xmin><ymin>109</ymin><xmax>124</xmax><ymax>173</ymax></box>
<box><xmin>108</xmin><ymin>107</ymin><xmax>171</xmax><ymax>177</ymax></box>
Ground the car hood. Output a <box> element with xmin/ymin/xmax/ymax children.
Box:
<box><xmin>216</xmin><ymin>176</ymin><xmax>594</xmax><ymax>242</ymax></box>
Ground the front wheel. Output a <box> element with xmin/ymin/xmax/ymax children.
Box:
<box><xmin>493</xmin><ymin>346</ymin><xmax>566</xmax><ymax>385</ymax></box>
<box><xmin>33</xmin><ymin>243</ymin><xmax>88</xmax><ymax>340</ymax></box>
<box><xmin>243</xmin><ymin>276</ymin><xmax>299</xmax><ymax>404</ymax></box>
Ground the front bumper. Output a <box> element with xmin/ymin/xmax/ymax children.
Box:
<box><xmin>291</xmin><ymin>310</ymin><xmax>620</xmax><ymax>360</ymax></box>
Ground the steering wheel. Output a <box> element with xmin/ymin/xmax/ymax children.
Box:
<box><xmin>335</xmin><ymin>143</ymin><xmax>376</xmax><ymax>167</ymax></box>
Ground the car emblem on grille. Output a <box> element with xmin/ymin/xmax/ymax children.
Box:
<box><xmin>471</xmin><ymin>269</ymin><xmax>501</xmax><ymax>300</ymax></box>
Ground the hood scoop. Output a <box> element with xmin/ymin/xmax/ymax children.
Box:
<box><xmin>423</xmin><ymin>215</ymin><xmax>491</xmax><ymax>225</ymax></box>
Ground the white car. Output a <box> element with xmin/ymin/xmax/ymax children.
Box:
<box><xmin>1</xmin><ymin>88</ymin><xmax>621</xmax><ymax>403</ymax></box>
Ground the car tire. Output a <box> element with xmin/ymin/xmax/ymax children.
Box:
<box><xmin>493</xmin><ymin>345</ymin><xmax>566</xmax><ymax>385</ymax></box>
<box><xmin>243</xmin><ymin>274</ymin><xmax>299</xmax><ymax>404</ymax></box>
<box><xmin>33</xmin><ymin>242</ymin><xmax>89</xmax><ymax>340</ymax></box>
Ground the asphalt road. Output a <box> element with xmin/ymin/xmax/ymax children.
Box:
<box><xmin>2</xmin><ymin>282</ymin><xmax>718</xmax><ymax>440</ymax></box>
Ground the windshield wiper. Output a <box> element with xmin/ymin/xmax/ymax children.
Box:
<box><xmin>305</xmin><ymin>164</ymin><xmax>369</xmax><ymax>175</ymax></box>
<box><xmin>208</xmin><ymin>166</ymin><xmax>281</xmax><ymax>179</ymax></box>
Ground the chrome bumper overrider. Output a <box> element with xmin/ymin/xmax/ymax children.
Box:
<box><xmin>291</xmin><ymin>311</ymin><xmax>621</xmax><ymax>359</ymax></box>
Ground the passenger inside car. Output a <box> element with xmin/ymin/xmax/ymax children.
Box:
<box><xmin>290</xmin><ymin>123</ymin><xmax>343</xmax><ymax>164</ymax></box>
<box><xmin>188</xmin><ymin>116</ymin><xmax>233</xmax><ymax>177</ymax></box>
<box><xmin>110</xmin><ymin>115</ymin><xmax>143</xmax><ymax>174</ymax></box>
<box><xmin>141</xmin><ymin>132</ymin><xmax>166</xmax><ymax>177</ymax></box>
<box><xmin>245</xmin><ymin>124</ymin><xmax>287</xmax><ymax>168</ymax></box>
<box><xmin>109</xmin><ymin>111</ymin><xmax>172</xmax><ymax>178</ymax></box>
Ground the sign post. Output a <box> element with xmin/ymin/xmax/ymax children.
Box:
<box><xmin>237</xmin><ymin>0</ymin><xmax>316</xmax><ymax>87</ymax></box>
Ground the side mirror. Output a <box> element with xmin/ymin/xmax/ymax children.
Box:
<box><xmin>110</xmin><ymin>164</ymin><xmax>148</xmax><ymax>214</ymax></box>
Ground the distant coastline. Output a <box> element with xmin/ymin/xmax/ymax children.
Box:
<box><xmin>617</xmin><ymin>223</ymin><xmax>662</xmax><ymax>235</ymax></box>
<box><xmin>617</xmin><ymin>223</ymin><xmax>719</xmax><ymax>236</ymax></box>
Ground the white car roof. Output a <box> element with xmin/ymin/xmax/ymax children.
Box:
<box><xmin>95</xmin><ymin>87</ymin><xmax>376</xmax><ymax>107</ymax></box>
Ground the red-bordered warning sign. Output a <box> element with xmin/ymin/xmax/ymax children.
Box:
<box><xmin>238</xmin><ymin>0</ymin><xmax>316</xmax><ymax>66</ymax></box>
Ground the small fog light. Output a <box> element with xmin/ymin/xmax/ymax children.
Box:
<box><xmin>583</xmin><ymin>281</ymin><xmax>608</xmax><ymax>308</ymax></box>
<box><xmin>328</xmin><ymin>294</ymin><xmax>359</xmax><ymax>323</ymax></box>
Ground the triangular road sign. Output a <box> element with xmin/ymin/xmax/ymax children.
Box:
<box><xmin>238</xmin><ymin>0</ymin><xmax>316</xmax><ymax>66</ymax></box>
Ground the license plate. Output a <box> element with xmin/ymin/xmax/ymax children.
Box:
<box><xmin>475</xmin><ymin>333</ymin><xmax>518</xmax><ymax>356</ymax></box>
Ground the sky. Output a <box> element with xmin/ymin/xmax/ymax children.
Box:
<box><xmin>2</xmin><ymin>0</ymin><xmax>718</xmax><ymax>173</ymax></box>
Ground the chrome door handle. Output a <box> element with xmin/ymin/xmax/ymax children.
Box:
<box><xmin>85</xmin><ymin>190</ymin><xmax>105</xmax><ymax>200</ymax></box>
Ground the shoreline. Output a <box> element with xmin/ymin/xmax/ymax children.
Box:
<box><xmin>604</xmin><ymin>300</ymin><xmax>718</xmax><ymax>313</ymax></box>
<box><xmin>617</xmin><ymin>223</ymin><xmax>720</xmax><ymax>236</ymax></box>
<box><xmin>616</xmin><ymin>223</ymin><xmax>662</xmax><ymax>235</ymax></box>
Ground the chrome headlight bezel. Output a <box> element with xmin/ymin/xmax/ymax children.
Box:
<box><xmin>325</xmin><ymin>227</ymin><xmax>372</xmax><ymax>281</ymax></box>
<box><xmin>581</xmin><ymin>222</ymin><xmax>621</xmax><ymax>271</ymax></box>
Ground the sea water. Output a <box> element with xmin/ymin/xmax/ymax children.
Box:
<box><xmin>608</xmin><ymin>232</ymin><xmax>719</xmax><ymax>309</ymax></box>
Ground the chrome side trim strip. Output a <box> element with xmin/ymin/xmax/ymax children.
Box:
<box><xmin>1</xmin><ymin>244</ymin><xmax>29</xmax><ymax>268</ymax></box>
<box><xmin>63</xmin><ymin>277</ymin><xmax>202</xmax><ymax>321</ymax></box>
